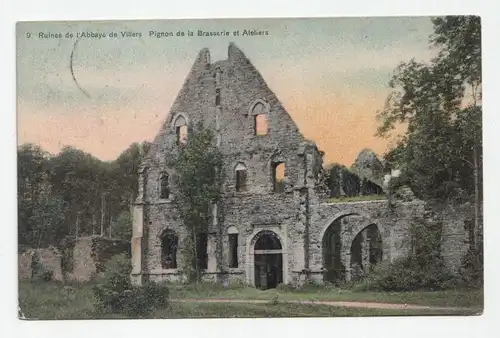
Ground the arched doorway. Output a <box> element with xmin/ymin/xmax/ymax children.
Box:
<box><xmin>253</xmin><ymin>230</ymin><xmax>283</xmax><ymax>289</ymax></box>
<box><xmin>350</xmin><ymin>224</ymin><xmax>383</xmax><ymax>281</ymax></box>
<box><xmin>322</xmin><ymin>214</ymin><xmax>360</xmax><ymax>284</ymax></box>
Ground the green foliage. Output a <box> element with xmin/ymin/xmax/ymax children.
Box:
<box><xmin>459</xmin><ymin>241</ymin><xmax>483</xmax><ymax>288</ymax></box>
<box><xmin>325</xmin><ymin>163</ymin><xmax>360</xmax><ymax>197</ymax></box>
<box><xmin>17</xmin><ymin>140</ymin><xmax>150</xmax><ymax>249</ymax></box>
<box><xmin>325</xmin><ymin>163</ymin><xmax>384</xmax><ymax>198</ymax></box>
<box><xmin>18</xmin><ymin>144</ymin><xmax>52</xmax><ymax>246</ymax></box>
<box><xmin>354</xmin><ymin>221</ymin><xmax>456</xmax><ymax>291</ymax></box>
<box><xmin>170</xmin><ymin>122</ymin><xmax>224</xmax><ymax>282</ymax></box>
<box><xmin>179</xmin><ymin>233</ymin><xmax>197</xmax><ymax>282</ymax></box>
<box><xmin>112</xmin><ymin>141</ymin><xmax>152</xmax><ymax>207</ymax></box>
<box><xmin>31</xmin><ymin>251</ymin><xmax>55</xmax><ymax>282</ymax></box>
<box><xmin>431</xmin><ymin>16</ymin><xmax>481</xmax><ymax>88</ymax></box>
<box><xmin>30</xmin><ymin>196</ymin><xmax>68</xmax><ymax>248</ymax></box>
<box><xmin>110</xmin><ymin>211</ymin><xmax>132</xmax><ymax>243</ymax></box>
<box><xmin>376</xmin><ymin>16</ymin><xmax>482</xmax><ymax>203</ymax></box>
<box><xmin>92</xmin><ymin>254</ymin><xmax>169</xmax><ymax>317</ymax></box>
<box><xmin>32</xmin><ymin>265</ymin><xmax>54</xmax><ymax>282</ymax></box>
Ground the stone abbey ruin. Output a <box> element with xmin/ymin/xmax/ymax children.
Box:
<box><xmin>130</xmin><ymin>43</ymin><xmax>472</xmax><ymax>289</ymax></box>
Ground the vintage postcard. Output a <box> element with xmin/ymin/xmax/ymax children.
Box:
<box><xmin>17</xmin><ymin>16</ymin><xmax>483</xmax><ymax>319</ymax></box>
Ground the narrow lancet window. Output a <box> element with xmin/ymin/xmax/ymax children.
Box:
<box><xmin>235</xmin><ymin>163</ymin><xmax>248</xmax><ymax>192</ymax></box>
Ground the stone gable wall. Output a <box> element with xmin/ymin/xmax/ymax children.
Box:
<box><xmin>132</xmin><ymin>43</ymin><xmax>474</xmax><ymax>287</ymax></box>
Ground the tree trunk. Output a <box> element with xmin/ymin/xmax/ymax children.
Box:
<box><xmin>192</xmin><ymin>225</ymin><xmax>199</xmax><ymax>283</ymax></box>
<box><xmin>109</xmin><ymin>215</ymin><xmax>113</xmax><ymax>238</ymax></box>
<box><xmin>37</xmin><ymin>222</ymin><xmax>44</xmax><ymax>250</ymax></box>
<box><xmin>473</xmin><ymin>142</ymin><xmax>481</xmax><ymax>252</ymax></box>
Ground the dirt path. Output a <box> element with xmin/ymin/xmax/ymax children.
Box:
<box><xmin>172</xmin><ymin>298</ymin><xmax>476</xmax><ymax>312</ymax></box>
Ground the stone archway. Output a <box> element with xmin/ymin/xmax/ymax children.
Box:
<box><xmin>350</xmin><ymin>224</ymin><xmax>383</xmax><ymax>281</ymax></box>
<box><xmin>322</xmin><ymin>213</ymin><xmax>362</xmax><ymax>284</ymax></box>
<box><xmin>252</xmin><ymin>230</ymin><xmax>283</xmax><ymax>289</ymax></box>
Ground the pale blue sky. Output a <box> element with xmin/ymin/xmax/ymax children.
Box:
<box><xmin>17</xmin><ymin>17</ymin><xmax>435</xmax><ymax>164</ymax></box>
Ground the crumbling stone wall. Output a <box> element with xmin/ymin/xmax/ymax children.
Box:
<box><xmin>427</xmin><ymin>203</ymin><xmax>472</xmax><ymax>274</ymax></box>
<box><xmin>71</xmin><ymin>236</ymin><xmax>129</xmax><ymax>281</ymax></box>
<box><xmin>306</xmin><ymin>200</ymin><xmax>424</xmax><ymax>284</ymax></box>
<box><xmin>131</xmin><ymin>43</ymin><xmax>474</xmax><ymax>287</ymax></box>
<box><xmin>132</xmin><ymin>43</ymin><xmax>322</xmax><ymax>286</ymax></box>
<box><xmin>18</xmin><ymin>247</ymin><xmax>63</xmax><ymax>282</ymax></box>
<box><xmin>18</xmin><ymin>250</ymin><xmax>34</xmax><ymax>280</ymax></box>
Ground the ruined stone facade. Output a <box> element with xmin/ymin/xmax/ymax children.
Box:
<box><xmin>130</xmin><ymin>43</ymin><xmax>471</xmax><ymax>288</ymax></box>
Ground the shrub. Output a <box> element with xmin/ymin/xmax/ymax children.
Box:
<box><xmin>353</xmin><ymin>220</ymin><xmax>457</xmax><ymax>292</ymax></box>
<box><xmin>459</xmin><ymin>245</ymin><xmax>483</xmax><ymax>288</ymax></box>
<box><xmin>357</xmin><ymin>257</ymin><xmax>455</xmax><ymax>292</ymax></box>
<box><xmin>38</xmin><ymin>269</ymin><xmax>54</xmax><ymax>282</ymax></box>
<box><xmin>31</xmin><ymin>254</ymin><xmax>54</xmax><ymax>282</ymax></box>
<box><xmin>92</xmin><ymin>253</ymin><xmax>170</xmax><ymax>317</ymax></box>
<box><xmin>118</xmin><ymin>281</ymin><xmax>170</xmax><ymax>317</ymax></box>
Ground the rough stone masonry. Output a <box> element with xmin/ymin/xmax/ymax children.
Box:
<box><xmin>130</xmin><ymin>43</ymin><xmax>470</xmax><ymax>288</ymax></box>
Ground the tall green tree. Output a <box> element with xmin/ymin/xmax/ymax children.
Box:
<box><xmin>169</xmin><ymin>123</ymin><xmax>224</xmax><ymax>282</ymax></box>
<box><xmin>377</xmin><ymin>16</ymin><xmax>482</xmax><ymax>246</ymax></box>
<box><xmin>18</xmin><ymin>144</ymin><xmax>51</xmax><ymax>246</ymax></box>
<box><xmin>30</xmin><ymin>196</ymin><xmax>68</xmax><ymax>248</ymax></box>
<box><xmin>18</xmin><ymin>141</ymin><xmax>151</xmax><ymax>248</ymax></box>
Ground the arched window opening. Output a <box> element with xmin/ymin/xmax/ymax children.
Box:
<box><xmin>161</xmin><ymin>230</ymin><xmax>178</xmax><ymax>269</ymax></box>
<box><xmin>159</xmin><ymin>172</ymin><xmax>169</xmax><ymax>199</ymax></box>
<box><xmin>251</xmin><ymin>101</ymin><xmax>268</xmax><ymax>136</ymax></box>
<box><xmin>227</xmin><ymin>226</ymin><xmax>239</xmax><ymax>268</ymax></box>
<box><xmin>176</xmin><ymin>125</ymin><xmax>188</xmax><ymax>145</ymax></box>
<box><xmin>350</xmin><ymin>224</ymin><xmax>382</xmax><ymax>282</ymax></box>
<box><xmin>272</xmin><ymin>162</ymin><xmax>286</xmax><ymax>193</ymax></box>
<box><xmin>174</xmin><ymin>115</ymin><xmax>188</xmax><ymax>145</ymax></box>
<box><xmin>235</xmin><ymin>163</ymin><xmax>248</xmax><ymax>192</ymax></box>
<box><xmin>322</xmin><ymin>218</ymin><xmax>345</xmax><ymax>283</ymax></box>
<box><xmin>254</xmin><ymin>114</ymin><xmax>268</xmax><ymax>135</ymax></box>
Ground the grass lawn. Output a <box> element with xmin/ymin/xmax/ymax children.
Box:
<box><xmin>157</xmin><ymin>302</ymin><xmax>479</xmax><ymax>318</ymax></box>
<box><xmin>167</xmin><ymin>283</ymin><xmax>484</xmax><ymax>308</ymax></box>
<box><xmin>19</xmin><ymin>281</ymin><xmax>483</xmax><ymax>320</ymax></box>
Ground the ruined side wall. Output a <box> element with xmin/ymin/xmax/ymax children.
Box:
<box><xmin>307</xmin><ymin>199</ymin><xmax>471</xmax><ymax>283</ymax></box>
<box><xmin>436</xmin><ymin>203</ymin><xmax>472</xmax><ymax>273</ymax></box>
<box><xmin>72</xmin><ymin>237</ymin><xmax>96</xmax><ymax>281</ymax></box>
<box><xmin>19</xmin><ymin>251</ymin><xmax>33</xmax><ymax>280</ymax></box>
<box><xmin>18</xmin><ymin>247</ymin><xmax>63</xmax><ymax>282</ymax></box>
<box><xmin>307</xmin><ymin>200</ymin><xmax>424</xmax><ymax>282</ymax></box>
<box><xmin>37</xmin><ymin>247</ymin><xmax>64</xmax><ymax>281</ymax></box>
<box><xmin>71</xmin><ymin>236</ymin><xmax>130</xmax><ymax>282</ymax></box>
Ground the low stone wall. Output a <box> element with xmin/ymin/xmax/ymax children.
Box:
<box><xmin>71</xmin><ymin>236</ymin><xmax>129</xmax><ymax>281</ymax></box>
<box><xmin>18</xmin><ymin>247</ymin><xmax>63</xmax><ymax>282</ymax></box>
<box><xmin>18</xmin><ymin>250</ymin><xmax>34</xmax><ymax>280</ymax></box>
<box><xmin>71</xmin><ymin>237</ymin><xmax>96</xmax><ymax>281</ymax></box>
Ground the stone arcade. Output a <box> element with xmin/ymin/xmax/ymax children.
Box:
<box><xmin>130</xmin><ymin>43</ymin><xmax>470</xmax><ymax>288</ymax></box>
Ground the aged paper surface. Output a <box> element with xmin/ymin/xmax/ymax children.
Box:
<box><xmin>16</xmin><ymin>16</ymin><xmax>483</xmax><ymax>320</ymax></box>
